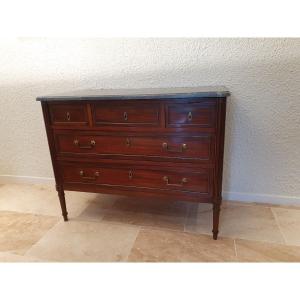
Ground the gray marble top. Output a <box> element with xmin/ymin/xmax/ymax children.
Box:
<box><xmin>36</xmin><ymin>86</ymin><xmax>230</xmax><ymax>101</ymax></box>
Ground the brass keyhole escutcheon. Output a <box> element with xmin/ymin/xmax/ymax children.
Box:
<box><xmin>66</xmin><ymin>112</ymin><xmax>71</xmax><ymax>121</ymax></box>
<box><xmin>126</xmin><ymin>138</ymin><xmax>131</xmax><ymax>147</ymax></box>
<box><xmin>187</xmin><ymin>111</ymin><xmax>192</xmax><ymax>121</ymax></box>
<box><xmin>129</xmin><ymin>170</ymin><xmax>133</xmax><ymax>180</ymax></box>
<box><xmin>123</xmin><ymin>112</ymin><xmax>128</xmax><ymax>121</ymax></box>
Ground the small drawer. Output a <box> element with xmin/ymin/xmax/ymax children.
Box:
<box><xmin>166</xmin><ymin>100</ymin><xmax>217</xmax><ymax>128</ymax></box>
<box><xmin>61</xmin><ymin>163</ymin><xmax>212</xmax><ymax>195</ymax></box>
<box><xmin>49</xmin><ymin>103</ymin><xmax>89</xmax><ymax>126</ymax></box>
<box><xmin>55</xmin><ymin>133</ymin><xmax>215</xmax><ymax>162</ymax></box>
<box><xmin>92</xmin><ymin>101</ymin><xmax>160</xmax><ymax>126</ymax></box>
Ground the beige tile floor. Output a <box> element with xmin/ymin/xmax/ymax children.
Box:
<box><xmin>0</xmin><ymin>183</ymin><xmax>300</xmax><ymax>262</ymax></box>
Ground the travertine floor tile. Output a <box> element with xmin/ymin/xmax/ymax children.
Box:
<box><xmin>128</xmin><ymin>228</ymin><xmax>237</xmax><ymax>262</ymax></box>
<box><xmin>0</xmin><ymin>211</ymin><xmax>58</xmax><ymax>254</ymax></box>
<box><xmin>272</xmin><ymin>208</ymin><xmax>300</xmax><ymax>246</ymax></box>
<box><xmin>0</xmin><ymin>184</ymin><xmax>100</xmax><ymax>218</ymax></box>
<box><xmin>1</xmin><ymin>183</ymin><xmax>299</xmax><ymax>263</ymax></box>
<box><xmin>26</xmin><ymin>220</ymin><xmax>140</xmax><ymax>262</ymax></box>
<box><xmin>185</xmin><ymin>203</ymin><xmax>285</xmax><ymax>244</ymax></box>
<box><xmin>0</xmin><ymin>251</ymin><xmax>43</xmax><ymax>262</ymax></box>
<box><xmin>235</xmin><ymin>239</ymin><xmax>300</xmax><ymax>262</ymax></box>
<box><xmin>102</xmin><ymin>197</ymin><xmax>189</xmax><ymax>231</ymax></box>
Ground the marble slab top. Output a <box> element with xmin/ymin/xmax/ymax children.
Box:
<box><xmin>37</xmin><ymin>86</ymin><xmax>230</xmax><ymax>101</ymax></box>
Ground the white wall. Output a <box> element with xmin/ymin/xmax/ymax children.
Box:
<box><xmin>0</xmin><ymin>38</ymin><xmax>299</xmax><ymax>204</ymax></box>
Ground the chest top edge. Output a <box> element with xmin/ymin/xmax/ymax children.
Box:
<box><xmin>36</xmin><ymin>86</ymin><xmax>230</xmax><ymax>102</ymax></box>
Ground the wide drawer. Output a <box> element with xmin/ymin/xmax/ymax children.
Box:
<box><xmin>55</xmin><ymin>133</ymin><xmax>215</xmax><ymax>162</ymax></box>
<box><xmin>48</xmin><ymin>103</ymin><xmax>89</xmax><ymax>126</ymax></box>
<box><xmin>60</xmin><ymin>163</ymin><xmax>213</xmax><ymax>195</ymax></box>
<box><xmin>166</xmin><ymin>100</ymin><xmax>217</xmax><ymax>128</ymax></box>
<box><xmin>92</xmin><ymin>101</ymin><xmax>160</xmax><ymax>126</ymax></box>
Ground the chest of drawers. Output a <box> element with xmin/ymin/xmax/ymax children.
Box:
<box><xmin>38</xmin><ymin>87</ymin><xmax>229</xmax><ymax>239</ymax></box>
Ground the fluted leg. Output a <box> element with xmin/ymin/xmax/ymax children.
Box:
<box><xmin>212</xmin><ymin>202</ymin><xmax>221</xmax><ymax>240</ymax></box>
<box><xmin>56</xmin><ymin>185</ymin><xmax>68</xmax><ymax>221</ymax></box>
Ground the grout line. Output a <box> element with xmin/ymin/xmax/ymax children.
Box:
<box><xmin>183</xmin><ymin>202</ymin><xmax>195</xmax><ymax>233</ymax></box>
<box><xmin>233</xmin><ymin>239</ymin><xmax>238</xmax><ymax>257</ymax></box>
<box><xmin>183</xmin><ymin>211</ymin><xmax>188</xmax><ymax>233</ymax></box>
<box><xmin>124</xmin><ymin>226</ymin><xmax>142</xmax><ymax>262</ymax></box>
<box><xmin>270</xmin><ymin>207</ymin><xmax>288</xmax><ymax>245</ymax></box>
<box><xmin>235</xmin><ymin>237</ymin><xmax>300</xmax><ymax>248</ymax></box>
<box><xmin>23</xmin><ymin>219</ymin><xmax>63</xmax><ymax>257</ymax></box>
<box><xmin>94</xmin><ymin>218</ymin><xmax>144</xmax><ymax>230</ymax></box>
<box><xmin>0</xmin><ymin>209</ymin><xmax>59</xmax><ymax>219</ymax></box>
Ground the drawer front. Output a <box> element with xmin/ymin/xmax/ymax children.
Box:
<box><xmin>49</xmin><ymin>103</ymin><xmax>88</xmax><ymax>126</ymax></box>
<box><xmin>92</xmin><ymin>102</ymin><xmax>160</xmax><ymax>126</ymax></box>
<box><xmin>166</xmin><ymin>100</ymin><xmax>217</xmax><ymax>128</ymax></box>
<box><xmin>55</xmin><ymin>133</ymin><xmax>215</xmax><ymax>161</ymax></box>
<box><xmin>61</xmin><ymin>163</ymin><xmax>212</xmax><ymax>195</ymax></box>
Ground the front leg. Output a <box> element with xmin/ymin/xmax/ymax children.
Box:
<box><xmin>56</xmin><ymin>184</ymin><xmax>68</xmax><ymax>221</ymax></box>
<box><xmin>212</xmin><ymin>202</ymin><xmax>221</xmax><ymax>240</ymax></box>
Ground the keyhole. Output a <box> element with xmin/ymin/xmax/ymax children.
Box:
<box><xmin>126</xmin><ymin>138</ymin><xmax>131</xmax><ymax>147</ymax></box>
<box><xmin>129</xmin><ymin>170</ymin><xmax>133</xmax><ymax>180</ymax></box>
<box><xmin>187</xmin><ymin>111</ymin><xmax>192</xmax><ymax>121</ymax></box>
<box><xmin>124</xmin><ymin>112</ymin><xmax>128</xmax><ymax>121</ymax></box>
<box><xmin>66</xmin><ymin>112</ymin><xmax>71</xmax><ymax>121</ymax></box>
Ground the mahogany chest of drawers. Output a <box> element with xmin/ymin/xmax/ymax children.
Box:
<box><xmin>37</xmin><ymin>87</ymin><xmax>229</xmax><ymax>239</ymax></box>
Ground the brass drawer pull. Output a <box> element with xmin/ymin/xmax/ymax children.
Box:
<box><xmin>66</xmin><ymin>112</ymin><xmax>71</xmax><ymax>121</ymax></box>
<box><xmin>162</xmin><ymin>142</ymin><xmax>187</xmax><ymax>153</ymax></box>
<box><xmin>163</xmin><ymin>176</ymin><xmax>188</xmax><ymax>186</ymax></box>
<box><xmin>79</xmin><ymin>170</ymin><xmax>99</xmax><ymax>180</ymax></box>
<box><xmin>126</xmin><ymin>138</ymin><xmax>131</xmax><ymax>147</ymax></box>
<box><xmin>187</xmin><ymin>111</ymin><xmax>192</xmax><ymax>121</ymax></box>
<box><xmin>123</xmin><ymin>112</ymin><xmax>128</xmax><ymax>121</ymax></box>
<box><xmin>73</xmin><ymin>139</ymin><xmax>96</xmax><ymax>149</ymax></box>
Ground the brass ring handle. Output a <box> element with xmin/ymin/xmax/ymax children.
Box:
<box><xmin>79</xmin><ymin>170</ymin><xmax>99</xmax><ymax>180</ymax></box>
<box><xmin>66</xmin><ymin>112</ymin><xmax>71</xmax><ymax>121</ymax></box>
<box><xmin>163</xmin><ymin>176</ymin><xmax>188</xmax><ymax>186</ymax></box>
<box><xmin>162</xmin><ymin>142</ymin><xmax>187</xmax><ymax>153</ymax></box>
<box><xmin>74</xmin><ymin>139</ymin><xmax>96</xmax><ymax>149</ymax></box>
<box><xmin>123</xmin><ymin>112</ymin><xmax>128</xmax><ymax>121</ymax></box>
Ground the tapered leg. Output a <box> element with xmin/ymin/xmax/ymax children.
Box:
<box><xmin>56</xmin><ymin>185</ymin><xmax>68</xmax><ymax>221</ymax></box>
<box><xmin>212</xmin><ymin>202</ymin><xmax>221</xmax><ymax>240</ymax></box>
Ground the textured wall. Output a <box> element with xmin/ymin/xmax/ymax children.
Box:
<box><xmin>0</xmin><ymin>38</ymin><xmax>299</xmax><ymax>202</ymax></box>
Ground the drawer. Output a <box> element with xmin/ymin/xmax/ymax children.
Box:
<box><xmin>92</xmin><ymin>101</ymin><xmax>160</xmax><ymax>126</ymax></box>
<box><xmin>61</xmin><ymin>163</ymin><xmax>212</xmax><ymax>195</ymax></box>
<box><xmin>49</xmin><ymin>103</ymin><xmax>89</xmax><ymax>126</ymax></box>
<box><xmin>55</xmin><ymin>133</ymin><xmax>215</xmax><ymax>162</ymax></box>
<box><xmin>166</xmin><ymin>100</ymin><xmax>217</xmax><ymax>128</ymax></box>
